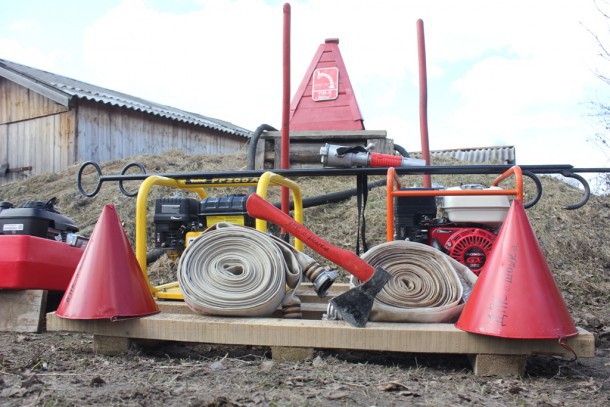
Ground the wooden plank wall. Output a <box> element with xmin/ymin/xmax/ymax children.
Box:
<box><xmin>0</xmin><ymin>113</ymin><xmax>76</xmax><ymax>185</ymax></box>
<box><xmin>0</xmin><ymin>124</ymin><xmax>7</xmax><ymax>172</ymax></box>
<box><xmin>75</xmin><ymin>101</ymin><xmax>247</xmax><ymax>164</ymax></box>
<box><xmin>0</xmin><ymin>79</ymin><xmax>67</xmax><ymax>124</ymax></box>
<box><xmin>1</xmin><ymin>79</ymin><xmax>75</xmax><ymax>185</ymax></box>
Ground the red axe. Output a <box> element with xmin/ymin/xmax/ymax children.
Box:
<box><xmin>246</xmin><ymin>193</ymin><xmax>391</xmax><ymax>327</ymax></box>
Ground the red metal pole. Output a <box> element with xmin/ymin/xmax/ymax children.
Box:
<box><xmin>417</xmin><ymin>19</ymin><xmax>432</xmax><ymax>188</ymax></box>
<box><xmin>281</xmin><ymin>3</ymin><xmax>291</xmax><ymax>216</ymax></box>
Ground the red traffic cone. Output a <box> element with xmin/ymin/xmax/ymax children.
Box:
<box><xmin>455</xmin><ymin>200</ymin><xmax>577</xmax><ymax>339</ymax></box>
<box><xmin>56</xmin><ymin>205</ymin><xmax>159</xmax><ymax>320</ymax></box>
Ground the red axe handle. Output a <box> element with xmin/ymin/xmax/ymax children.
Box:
<box><xmin>246</xmin><ymin>193</ymin><xmax>375</xmax><ymax>282</ymax></box>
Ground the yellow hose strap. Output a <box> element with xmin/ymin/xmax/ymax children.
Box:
<box><xmin>177</xmin><ymin>223</ymin><xmax>304</xmax><ymax>318</ymax></box>
<box><xmin>328</xmin><ymin>241</ymin><xmax>478</xmax><ymax>323</ymax></box>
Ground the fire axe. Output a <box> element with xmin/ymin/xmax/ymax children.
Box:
<box><xmin>246</xmin><ymin>193</ymin><xmax>391</xmax><ymax>327</ymax></box>
<box><xmin>320</xmin><ymin>143</ymin><xmax>426</xmax><ymax>168</ymax></box>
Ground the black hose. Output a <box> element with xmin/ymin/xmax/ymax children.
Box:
<box><xmin>246</xmin><ymin>124</ymin><xmax>278</xmax><ymax>171</ymax></box>
<box><xmin>394</xmin><ymin>143</ymin><xmax>410</xmax><ymax>158</ymax></box>
<box><xmin>247</xmin><ymin>124</ymin><xmax>278</xmax><ymax>195</ymax></box>
<box><xmin>146</xmin><ymin>248</ymin><xmax>166</xmax><ymax>265</ymax></box>
<box><xmin>276</xmin><ymin>178</ymin><xmax>388</xmax><ymax>210</ymax></box>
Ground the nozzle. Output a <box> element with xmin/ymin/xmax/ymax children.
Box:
<box><xmin>401</xmin><ymin>156</ymin><xmax>426</xmax><ymax>166</ymax></box>
<box><xmin>320</xmin><ymin>143</ymin><xmax>370</xmax><ymax>168</ymax></box>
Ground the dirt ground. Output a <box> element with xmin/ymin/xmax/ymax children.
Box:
<box><xmin>1</xmin><ymin>152</ymin><xmax>609</xmax><ymax>406</ymax></box>
<box><xmin>0</xmin><ymin>331</ymin><xmax>608</xmax><ymax>406</ymax></box>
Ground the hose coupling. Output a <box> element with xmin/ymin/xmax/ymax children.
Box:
<box><xmin>323</xmin><ymin>302</ymin><xmax>341</xmax><ymax>321</ymax></box>
<box><xmin>302</xmin><ymin>261</ymin><xmax>338</xmax><ymax>298</ymax></box>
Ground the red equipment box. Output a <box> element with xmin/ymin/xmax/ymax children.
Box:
<box><xmin>0</xmin><ymin>235</ymin><xmax>84</xmax><ymax>291</ymax></box>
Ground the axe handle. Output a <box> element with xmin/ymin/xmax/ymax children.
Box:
<box><xmin>246</xmin><ymin>193</ymin><xmax>375</xmax><ymax>282</ymax></box>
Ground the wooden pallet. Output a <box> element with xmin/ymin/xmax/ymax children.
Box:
<box><xmin>45</xmin><ymin>284</ymin><xmax>595</xmax><ymax>377</ymax></box>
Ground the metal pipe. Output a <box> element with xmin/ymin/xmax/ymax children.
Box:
<box><xmin>77</xmin><ymin>161</ymin><xmax>599</xmax><ymax>209</ymax></box>
<box><xmin>281</xmin><ymin>3</ymin><xmax>291</xmax><ymax>220</ymax></box>
<box><xmin>77</xmin><ymin>161</ymin><xmax>578</xmax><ymax>190</ymax></box>
<box><xmin>417</xmin><ymin>19</ymin><xmax>432</xmax><ymax>188</ymax></box>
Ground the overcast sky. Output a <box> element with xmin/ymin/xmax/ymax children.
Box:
<box><xmin>2</xmin><ymin>0</ymin><xmax>609</xmax><ymax>184</ymax></box>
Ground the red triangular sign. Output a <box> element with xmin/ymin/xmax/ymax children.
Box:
<box><xmin>290</xmin><ymin>38</ymin><xmax>364</xmax><ymax>131</ymax></box>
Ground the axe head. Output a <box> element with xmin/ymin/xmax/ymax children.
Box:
<box><xmin>329</xmin><ymin>266</ymin><xmax>391</xmax><ymax>327</ymax></box>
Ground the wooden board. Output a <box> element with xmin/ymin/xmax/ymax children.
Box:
<box><xmin>46</xmin><ymin>310</ymin><xmax>594</xmax><ymax>359</ymax></box>
<box><xmin>0</xmin><ymin>290</ymin><xmax>47</xmax><ymax>332</ymax></box>
<box><xmin>44</xmin><ymin>283</ymin><xmax>595</xmax><ymax>376</ymax></box>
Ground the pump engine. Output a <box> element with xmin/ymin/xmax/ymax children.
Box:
<box><xmin>0</xmin><ymin>197</ymin><xmax>87</xmax><ymax>247</ymax></box>
<box><xmin>393</xmin><ymin>184</ymin><xmax>510</xmax><ymax>275</ymax></box>
<box><xmin>153</xmin><ymin>194</ymin><xmax>255</xmax><ymax>257</ymax></box>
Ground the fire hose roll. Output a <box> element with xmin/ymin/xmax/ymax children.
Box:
<box><xmin>177</xmin><ymin>223</ymin><xmax>302</xmax><ymax>317</ymax></box>
<box><xmin>329</xmin><ymin>241</ymin><xmax>478</xmax><ymax>323</ymax></box>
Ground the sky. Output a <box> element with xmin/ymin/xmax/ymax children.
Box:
<box><xmin>1</xmin><ymin>0</ymin><xmax>610</xmax><ymax>189</ymax></box>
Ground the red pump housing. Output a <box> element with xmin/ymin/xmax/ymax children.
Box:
<box><xmin>429</xmin><ymin>227</ymin><xmax>496</xmax><ymax>275</ymax></box>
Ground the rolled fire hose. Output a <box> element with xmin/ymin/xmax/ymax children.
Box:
<box><xmin>326</xmin><ymin>240</ymin><xmax>478</xmax><ymax>323</ymax></box>
<box><xmin>177</xmin><ymin>222</ymin><xmax>314</xmax><ymax>318</ymax></box>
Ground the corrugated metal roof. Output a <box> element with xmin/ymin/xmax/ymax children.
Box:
<box><xmin>0</xmin><ymin>58</ymin><xmax>252</xmax><ymax>139</ymax></box>
<box><xmin>412</xmin><ymin>146</ymin><xmax>516</xmax><ymax>164</ymax></box>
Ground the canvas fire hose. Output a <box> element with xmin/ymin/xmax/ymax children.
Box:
<box><xmin>325</xmin><ymin>240</ymin><xmax>478</xmax><ymax>323</ymax></box>
<box><xmin>177</xmin><ymin>222</ymin><xmax>336</xmax><ymax>318</ymax></box>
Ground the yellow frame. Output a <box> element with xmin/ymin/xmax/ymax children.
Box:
<box><xmin>134</xmin><ymin>173</ymin><xmax>303</xmax><ymax>300</ymax></box>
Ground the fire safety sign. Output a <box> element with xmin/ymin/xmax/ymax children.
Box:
<box><xmin>312</xmin><ymin>67</ymin><xmax>339</xmax><ymax>101</ymax></box>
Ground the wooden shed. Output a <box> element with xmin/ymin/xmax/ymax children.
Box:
<box><xmin>0</xmin><ymin>58</ymin><xmax>252</xmax><ymax>185</ymax></box>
